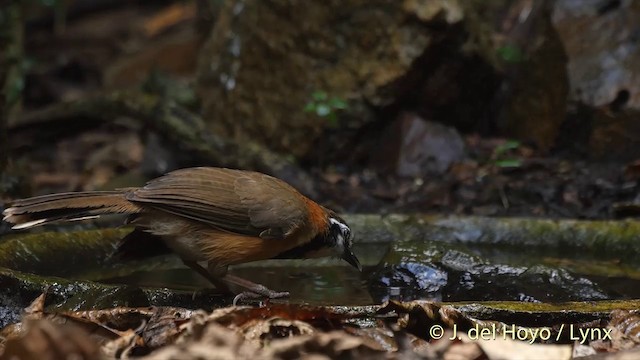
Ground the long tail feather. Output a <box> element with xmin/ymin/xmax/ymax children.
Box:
<box><xmin>2</xmin><ymin>191</ymin><xmax>141</xmax><ymax>229</ymax></box>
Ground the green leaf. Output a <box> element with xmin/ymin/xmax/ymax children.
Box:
<box><xmin>494</xmin><ymin>140</ymin><xmax>521</xmax><ymax>156</ymax></box>
<box><xmin>6</xmin><ymin>77</ymin><xmax>24</xmax><ymax>105</ymax></box>
<box><xmin>315</xmin><ymin>104</ymin><xmax>331</xmax><ymax>117</ymax></box>
<box><xmin>312</xmin><ymin>91</ymin><xmax>328</xmax><ymax>101</ymax></box>
<box><xmin>326</xmin><ymin>113</ymin><xmax>338</xmax><ymax>127</ymax></box>
<box><xmin>303</xmin><ymin>102</ymin><xmax>316</xmax><ymax>112</ymax></box>
<box><xmin>497</xmin><ymin>45</ymin><xmax>524</xmax><ymax>63</ymax></box>
<box><xmin>328</xmin><ymin>97</ymin><xmax>348</xmax><ymax>109</ymax></box>
<box><xmin>495</xmin><ymin>159</ymin><xmax>522</xmax><ymax>168</ymax></box>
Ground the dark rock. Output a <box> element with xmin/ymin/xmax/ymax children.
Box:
<box><xmin>368</xmin><ymin>240</ymin><xmax>611</xmax><ymax>303</ymax></box>
<box><xmin>440</xmin><ymin>250</ymin><xmax>609</xmax><ymax>302</ymax></box>
<box><xmin>196</xmin><ymin>0</ymin><xmax>462</xmax><ymax>160</ymax></box>
<box><xmin>493</xmin><ymin>0</ymin><xmax>569</xmax><ymax>151</ymax></box>
<box><xmin>369</xmin><ymin>262</ymin><xmax>448</xmax><ymax>302</ymax></box>
<box><xmin>553</xmin><ymin>0</ymin><xmax>640</xmax><ymax>110</ymax></box>
<box><xmin>372</xmin><ymin>113</ymin><xmax>466</xmax><ymax>177</ymax></box>
<box><xmin>553</xmin><ymin>0</ymin><xmax>640</xmax><ymax>159</ymax></box>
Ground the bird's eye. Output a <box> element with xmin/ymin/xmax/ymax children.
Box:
<box><xmin>329</xmin><ymin>217</ymin><xmax>351</xmax><ymax>239</ymax></box>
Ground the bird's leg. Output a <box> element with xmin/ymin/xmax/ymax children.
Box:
<box><xmin>181</xmin><ymin>260</ymin><xmax>232</xmax><ymax>294</ymax></box>
<box><xmin>183</xmin><ymin>259</ymin><xmax>289</xmax><ymax>304</ymax></box>
<box><xmin>220</xmin><ymin>274</ymin><xmax>290</xmax><ymax>305</ymax></box>
<box><xmin>207</xmin><ymin>262</ymin><xmax>288</xmax><ymax>301</ymax></box>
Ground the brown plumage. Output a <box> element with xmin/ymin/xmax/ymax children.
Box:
<box><xmin>2</xmin><ymin>167</ymin><xmax>360</xmax><ymax>302</ymax></box>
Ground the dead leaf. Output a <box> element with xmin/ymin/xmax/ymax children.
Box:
<box><xmin>240</xmin><ymin>317</ymin><xmax>316</xmax><ymax>347</ymax></box>
<box><xmin>477</xmin><ymin>336</ymin><xmax>572</xmax><ymax>360</ymax></box>
<box><xmin>138</xmin><ymin>323</ymin><xmax>258</xmax><ymax>360</ymax></box>
<box><xmin>209</xmin><ymin>304</ymin><xmax>352</xmax><ymax>331</ymax></box>
<box><xmin>60</xmin><ymin>306</ymin><xmax>155</xmax><ymax>331</ymax></box>
<box><xmin>23</xmin><ymin>293</ymin><xmax>46</xmax><ymax>316</ymax></box>
<box><xmin>1</xmin><ymin>319</ymin><xmax>100</xmax><ymax>360</ymax></box>
<box><xmin>592</xmin><ymin>310</ymin><xmax>640</xmax><ymax>352</ymax></box>
<box><xmin>101</xmin><ymin>329</ymin><xmax>144</xmax><ymax>359</ymax></box>
<box><xmin>141</xmin><ymin>307</ymin><xmax>188</xmax><ymax>349</ymax></box>
<box><xmin>0</xmin><ymin>293</ymin><xmax>47</xmax><ymax>343</ymax></box>
<box><xmin>263</xmin><ymin>331</ymin><xmax>386</xmax><ymax>360</ymax></box>
<box><xmin>610</xmin><ymin>310</ymin><xmax>640</xmax><ymax>342</ymax></box>
<box><xmin>441</xmin><ymin>342</ymin><xmax>484</xmax><ymax>360</ymax></box>
<box><xmin>344</xmin><ymin>326</ymin><xmax>396</xmax><ymax>352</ymax></box>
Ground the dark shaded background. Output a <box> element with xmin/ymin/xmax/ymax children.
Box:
<box><xmin>2</xmin><ymin>0</ymin><xmax>640</xmax><ymax>221</ymax></box>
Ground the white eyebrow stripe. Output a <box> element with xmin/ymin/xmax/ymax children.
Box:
<box><xmin>329</xmin><ymin>217</ymin><xmax>349</xmax><ymax>231</ymax></box>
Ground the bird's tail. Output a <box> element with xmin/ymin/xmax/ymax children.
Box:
<box><xmin>2</xmin><ymin>191</ymin><xmax>141</xmax><ymax>230</ymax></box>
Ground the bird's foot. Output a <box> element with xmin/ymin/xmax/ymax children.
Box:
<box><xmin>221</xmin><ymin>274</ymin><xmax>289</xmax><ymax>305</ymax></box>
<box><xmin>232</xmin><ymin>288</ymin><xmax>290</xmax><ymax>306</ymax></box>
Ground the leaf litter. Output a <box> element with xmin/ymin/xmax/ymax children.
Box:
<box><xmin>4</xmin><ymin>294</ymin><xmax>640</xmax><ymax>359</ymax></box>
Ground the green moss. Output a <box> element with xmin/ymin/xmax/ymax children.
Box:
<box><xmin>0</xmin><ymin>228</ymin><xmax>130</xmax><ymax>277</ymax></box>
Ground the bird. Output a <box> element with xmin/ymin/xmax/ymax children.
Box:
<box><xmin>2</xmin><ymin>167</ymin><xmax>360</xmax><ymax>303</ymax></box>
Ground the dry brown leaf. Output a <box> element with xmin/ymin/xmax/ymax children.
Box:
<box><xmin>344</xmin><ymin>326</ymin><xmax>397</xmax><ymax>352</ymax></box>
<box><xmin>208</xmin><ymin>304</ymin><xmax>352</xmax><ymax>331</ymax></box>
<box><xmin>610</xmin><ymin>310</ymin><xmax>640</xmax><ymax>342</ymax></box>
<box><xmin>0</xmin><ymin>293</ymin><xmax>47</xmax><ymax>344</ymax></box>
<box><xmin>60</xmin><ymin>306</ymin><xmax>155</xmax><ymax>331</ymax></box>
<box><xmin>46</xmin><ymin>312</ymin><xmax>128</xmax><ymax>344</ymax></box>
<box><xmin>1</xmin><ymin>319</ymin><xmax>100</xmax><ymax>360</ymax></box>
<box><xmin>240</xmin><ymin>317</ymin><xmax>316</xmax><ymax>347</ymax></box>
<box><xmin>592</xmin><ymin>310</ymin><xmax>640</xmax><ymax>352</ymax></box>
<box><xmin>23</xmin><ymin>293</ymin><xmax>46</xmax><ymax>316</ymax></box>
<box><xmin>477</xmin><ymin>336</ymin><xmax>572</xmax><ymax>360</ymax></box>
<box><xmin>441</xmin><ymin>342</ymin><xmax>484</xmax><ymax>360</ymax></box>
<box><xmin>395</xmin><ymin>328</ymin><xmax>484</xmax><ymax>360</ymax></box>
<box><xmin>139</xmin><ymin>323</ymin><xmax>258</xmax><ymax>360</ymax></box>
<box><xmin>572</xmin><ymin>344</ymin><xmax>597</xmax><ymax>358</ymax></box>
<box><xmin>263</xmin><ymin>330</ymin><xmax>386</xmax><ymax>360</ymax></box>
<box><xmin>51</xmin><ymin>306</ymin><xmax>190</xmax><ymax>346</ymax></box>
<box><xmin>141</xmin><ymin>307</ymin><xmax>194</xmax><ymax>349</ymax></box>
<box><xmin>135</xmin><ymin>305</ymin><xmax>385</xmax><ymax>359</ymax></box>
<box><xmin>585</xmin><ymin>347</ymin><xmax>640</xmax><ymax>360</ymax></box>
<box><xmin>379</xmin><ymin>301</ymin><xmax>481</xmax><ymax>341</ymax></box>
<box><xmin>442</xmin><ymin>343</ymin><xmax>486</xmax><ymax>360</ymax></box>
<box><xmin>56</xmin><ymin>306</ymin><xmax>194</xmax><ymax>339</ymax></box>
<box><xmin>101</xmin><ymin>329</ymin><xmax>144</xmax><ymax>359</ymax></box>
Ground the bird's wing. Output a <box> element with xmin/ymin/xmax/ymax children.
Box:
<box><xmin>126</xmin><ymin>167</ymin><xmax>309</xmax><ymax>239</ymax></box>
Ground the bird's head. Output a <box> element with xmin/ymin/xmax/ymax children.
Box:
<box><xmin>272</xmin><ymin>210</ymin><xmax>361</xmax><ymax>270</ymax></box>
<box><xmin>327</xmin><ymin>215</ymin><xmax>361</xmax><ymax>271</ymax></box>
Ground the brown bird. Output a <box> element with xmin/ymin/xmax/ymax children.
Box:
<box><xmin>2</xmin><ymin>167</ymin><xmax>360</xmax><ymax>303</ymax></box>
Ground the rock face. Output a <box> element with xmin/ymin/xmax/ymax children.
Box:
<box><xmin>553</xmin><ymin>0</ymin><xmax>640</xmax><ymax>109</ymax></box>
<box><xmin>368</xmin><ymin>241</ymin><xmax>610</xmax><ymax>303</ymax></box>
<box><xmin>487</xmin><ymin>0</ymin><xmax>568</xmax><ymax>152</ymax></box>
<box><xmin>197</xmin><ymin>0</ymin><xmax>457</xmax><ymax>159</ymax></box>
<box><xmin>196</xmin><ymin>0</ymin><xmax>640</xmax><ymax>162</ymax></box>
<box><xmin>552</xmin><ymin>0</ymin><xmax>640</xmax><ymax>159</ymax></box>
<box><xmin>373</xmin><ymin>113</ymin><xmax>466</xmax><ymax>177</ymax></box>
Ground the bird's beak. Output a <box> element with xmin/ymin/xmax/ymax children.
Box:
<box><xmin>342</xmin><ymin>248</ymin><xmax>362</xmax><ymax>271</ymax></box>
